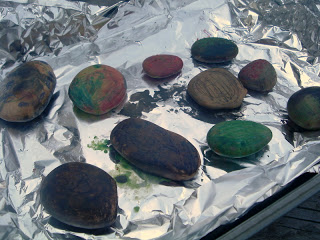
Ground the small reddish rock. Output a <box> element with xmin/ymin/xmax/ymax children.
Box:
<box><xmin>68</xmin><ymin>64</ymin><xmax>126</xmax><ymax>115</ymax></box>
<box><xmin>142</xmin><ymin>54</ymin><xmax>183</xmax><ymax>78</ymax></box>
<box><xmin>238</xmin><ymin>59</ymin><xmax>277</xmax><ymax>92</ymax></box>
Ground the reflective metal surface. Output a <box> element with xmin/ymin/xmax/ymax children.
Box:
<box><xmin>0</xmin><ymin>0</ymin><xmax>319</xmax><ymax>239</ymax></box>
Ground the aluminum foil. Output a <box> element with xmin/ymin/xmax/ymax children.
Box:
<box><xmin>1</xmin><ymin>0</ymin><xmax>320</xmax><ymax>239</ymax></box>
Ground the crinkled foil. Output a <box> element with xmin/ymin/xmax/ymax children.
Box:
<box><xmin>1</xmin><ymin>0</ymin><xmax>320</xmax><ymax>239</ymax></box>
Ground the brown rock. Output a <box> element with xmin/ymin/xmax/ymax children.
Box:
<box><xmin>187</xmin><ymin>68</ymin><xmax>247</xmax><ymax>109</ymax></box>
<box><xmin>110</xmin><ymin>118</ymin><xmax>201</xmax><ymax>181</ymax></box>
<box><xmin>40</xmin><ymin>162</ymin><xmax>118</xmax><ymax>229</ymax></box>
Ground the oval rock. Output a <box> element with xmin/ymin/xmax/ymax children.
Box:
<box><xmin>191</xmin><ymin>37</ymin><xmax>238</xmax><ymax>63</ymax></box>
<box><xmin>110</xmin><ymin>118</ymin><xmax>201</xmax><ymax>181</ymax></box>
<box><xmin>187</xmin><ymin>68</ymin><xmax>247</xmax><ymax>109</ymax></box>
<box><xmin>238</xmin><ymin>59</ymin><xmax>277</xmax><ymax>92</ymax></box>
<box><xmin>287</xmin><ymin>86</ymin><xmax>320</xmax><ymax>130</ymax></box>
<box><xmin>207</xmin><ymin>120</ymin><xmax>272</xmax><ymax>158</ymax></box>
<box><xmin>40</xmin><ymin>162</ymin><xmax>118</xmax><ymax>229</ymax></box>
<box><xmin>142</xmin><ymin>54</ymin><xmax>183</xmax><ymax>78</ymax></box>
<box><xmin>0</xmin><ymin>61</ymin><xmax>56</xmax><ymax>122</ymax></box>
<box><xmin>68</xmin><ymin>64</ymin><xmax>126</xmax><ymax>115</ymax></box>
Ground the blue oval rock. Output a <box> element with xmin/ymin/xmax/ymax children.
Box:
<box><xmin>207</xmin><ymin>120</ymin><xmax>272</xmax><ymax>158</ymax></box>
<box><xmin>191</xmin><ymin>37</ymin><xmax>238</xmax><ymax>63</ymax></box>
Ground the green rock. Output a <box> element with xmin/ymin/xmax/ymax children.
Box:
<box><xmin>287</xmin><ymin>87</ymin><xmax>320</xmax><ymax>130</ymax></box>
<box><xmin>191</xmin><ymin>37</ymin><xmax>238</xmax><ymax>63</ymax></box>
<box><xmin>207</xmin><ymin>120</ymin><xmax>272</xmax><ymax>158</ymax></box>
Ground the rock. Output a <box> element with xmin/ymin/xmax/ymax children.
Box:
<box><xmin>142</xmin><ymin>54</ymin><xmax>183</xmax><ymax>78</ymax></box>
<box><xmin>110</xmin><ymin>118</ymin><xmax>201</xmax><ymax>181</ymax></box>
<box><xmin>238</xmin><ymin>59</ymin><xmax>277</xmax><ymax>92</ymax></box>
<box><xmin>187</xmin><ymin>68</ymin><xmax>247</xmax><ymax>109</ymax></box>
<box><xmin>191</xmin><ymin>37</ymin><xmax>238</xmax><ymax>63</ymax></box>
<box><xmin>40</xmin><ymin>162</ymin><xmax>118</xmax><ymax>229</ymax></box>
<box><xmin>207</xmin><ymin>120</ymin><xmax>272</xmax><ymax>158</ymax></box>
<box><xmin>0</xmin><ymin>61</ymin><xmax>56</xmax><ymax>122</ymax></box>
<box><xmin>68</xmin><ymin>64</ymin><xmax>126</xmax><ymax>115</ymax></box>
<box><xmin>287</xmin><ymin>86</ymin><xmax>320</xmax><ymax>130</ymax></box>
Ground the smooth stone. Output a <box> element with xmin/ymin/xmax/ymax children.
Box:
<box><xmin>238</xmin><ymin>59</ymin><xmax>277</xmax><ymax>92</ymax></box>
<box><xmin>187</xmin><ymin>68</ymin><xmax>247</xmax><ymax>109</ymax></box>
<box><xmin>40</xmin><ymin>162</ymin><xmax>118</xmax><ymax>229</ymax></box>
<box><xmin>68</xmin><ymin>64</ymin><xmax>126</xmax><ymax>115</ymax></box>
<box><xmin>142</xmin><ymin>54</ymin><xmax>183</xmax><ymax>78</ymax></box>
<box><xmin>191</xmin><ymin>37</ymin><xmax>238</xmax><ymax>63</ymax></box>
<box><xmin>207</xmin><ymin>120</ymin><xmax>272</xmax><ymax>158</ymax></box>
<box><xmin>110</xmin><ymin>118</ymin><xmax>201</xmax><ymax>181</ymax></box>
<box><xmin>0</xmin><ymin>61</ymin><xmax>56</xmax><ymax>122</ymax></box>
<box><xmin>287</xmin><ymin>86</ymin><xmax>320</xmax><ymax>130</ymax></box>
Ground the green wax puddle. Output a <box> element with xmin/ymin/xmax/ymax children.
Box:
<box><xmin>87</xmin><ymin>136</ymin><xmax>169</xmax><ymax>190</ymax></box>
<box><xmin>87</xmin><ymin>136</ymin><xmax>110</xmax><ymax>153</ymax></box>
<box><xmin>134</xmin><ymin>206</ymin><xmax>140</xmax><ymax>213</ymax></box>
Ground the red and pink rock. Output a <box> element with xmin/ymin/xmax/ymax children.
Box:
<box><xmin>238</xmin><ymin>59</ymin><xmax>277</xmax><ymax>92</ymax></box>
<box><xmin>142</xmin><ymin>54</ymin><xmax>183</xmax><ymax>78</ymax></box>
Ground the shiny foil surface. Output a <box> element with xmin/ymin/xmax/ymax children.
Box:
<box><xmin>1</xmin><ymin>0</ymin><xmax>320</xmax><ymax>239</ymax></box>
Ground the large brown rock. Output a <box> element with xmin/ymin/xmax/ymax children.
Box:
<box><xmin>110</xmin><ymin>118</ymin><xmax>201</xmax><ymax>181</ymax></box>
<box><xmin>40</xmin><ymin>162</ymin><xmax>118</xmax><ymax>229</ymax></box>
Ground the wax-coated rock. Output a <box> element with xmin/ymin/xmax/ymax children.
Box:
<box><xmin>68</xmin><ymin>64</ymin><xmax>126</xmax><ymax>115</ymax></box>
<box><xmin>191</xmin><ymin>37</ymin><xmax>238</xmax><ymax>63</ymax></box>
<box><xmin>287</xmin><ymin>87</ymin><xmax>320</xmax><ymax>130</ymax></box>
<box><xmin>207</xmin><ymin>120</ymin><xmax>272</xmax><ymax>158</ymax></box>
<box><xmin>40</xmin><ymin>162</ymin><xmax>118</xmax><ymax>229</ymax></box>
<box><xmin>0</xmin><ymin>61</ymin><xmax>56</xmax><ymax>122</ymax></box>
<box><xmin>187</xmin><ymin>68</ymin><xmax>247</xmax><ymax>109</ymax></box>
<box><xmin>238</xmin><ymin>59</ymin><xmax>277</xmax><ymax>92</ymax></box>
<box><xmin>110</xmin><ymin>118</ymin><xmax>201</xmax><ymax>181</ymax></box>
<box><xmin>142</xmin><ymin>54</ymin><xmax>183</xmax><ymax>78</ymax></box>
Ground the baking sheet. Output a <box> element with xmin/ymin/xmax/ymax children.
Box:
<box><xmin>0</xmin><ymin>0</ymin><xmax>320</xmax><ymax>239</ymax></box>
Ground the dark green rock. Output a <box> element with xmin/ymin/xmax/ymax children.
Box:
<box><xmin>0</xmin><ymin>61</ymin><xmax>56</xmax><ymax>122</ymax></box>
<box><xmin>207</xmin><ymin>120</ymin><xmax>272</xmax><ymax>158</ymax></box>
<box><xmin>238</xmin><ymin>59</ymin><xmax>277</xmax><ymax>92</ymax></box>
<box><xmin>110</xmin><ymin>118</ymin><xmax>201</xmax><ymax>181</ymax></box>
<box><xmin>191</xmin><ymin>37</ymin><xmax>238</xmax><ymax>63</ymax></box>
<box><xmin>40</xmin><ymin>162</ymin><xmax>118</xmax><ymax>229</ymax></box>
<box><xmin>187</xmin><ymin>68</ymin><xmax>247</xmax><ymax>109</ymax></box>
<box><xmin>287</xmin><ymin>87</ymin><xmax>320</xmax><ymax>130</ymax></box>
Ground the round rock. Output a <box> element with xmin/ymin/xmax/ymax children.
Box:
<box><xmin>207</xmin><ymin>120</ymin><xmax>273</xmax><ymax>158</ymax></box>
<box><xmin>191</xmin><ymin>37</ymin><xmax>238</xmax><ymax>63</ymax></box>
<box><xmin>287</xmin><ymin>86</ymin><xmax>320</xmax><ymax>130</ymax></box>
<box><xmin>0</xmin><ymin>61</ymin><xmax>56</xmax><ymax>122</ymax></box>
<box><xmin>142</xmin><ymin>54</ymin><xmax>183</xmax><ymax>78</ymax></box>
<box><xmin>68</xmin><ymin>64</ymin><xmax>126</xmax><ymax>115</ymax></box>
<box><xmin>187</xmin><ymin>68</ymin><xmax>247</xmax><ymax>109</ymax></box>
<box><xmin>40</xmin><ymin>162</ymin><xmax>118</xmax><ymax>229</ymax></box>
<box><xmin>110</xmin><ymin>118</ymin><xmax>201</xmax><ymax>181</ymax></box>
<box><xmin>238</xmin><ymin>59</ymin><xmax>277</xmax><ymax>92</ymax></box>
